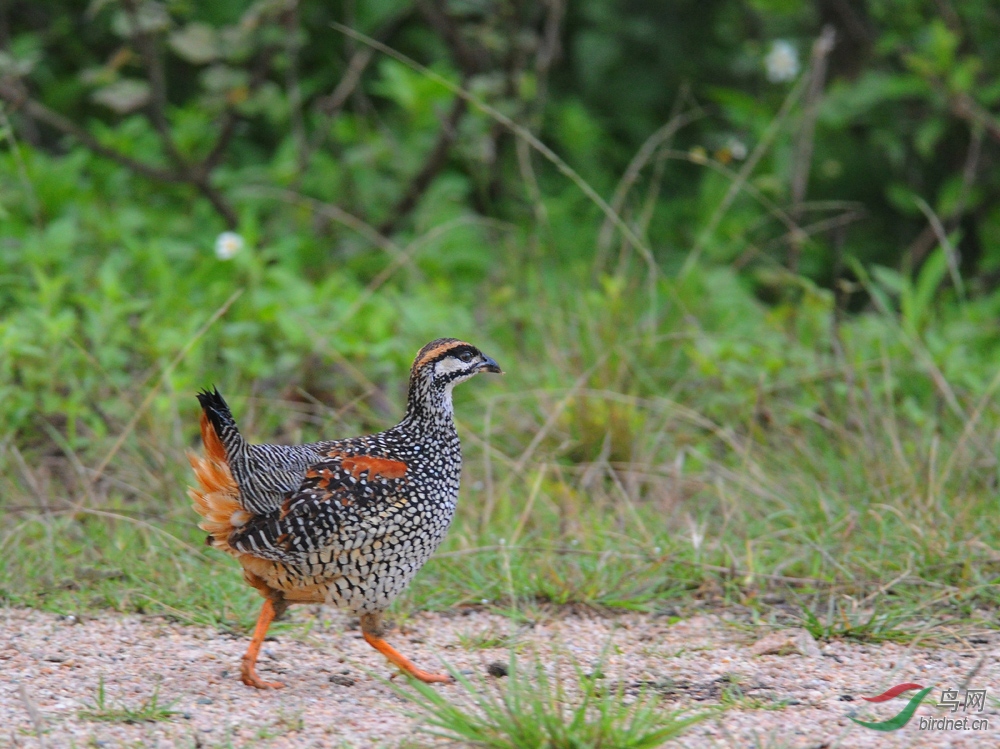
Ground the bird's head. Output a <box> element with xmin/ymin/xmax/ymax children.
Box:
<box><xmin>412</xmin><ymin>338</ymin><xmax>503</xmax><ymax>387</ymax></box>
<box><xmin>405</xmin><ymin>338</ymin><xmax>502</xmax><ymax>420</ymax></box>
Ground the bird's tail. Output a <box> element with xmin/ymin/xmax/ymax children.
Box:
<box><xmin>196</xmin><ymin>387</ymin><xmax>246</xmax><ymax>461</ymax></box>
<box><xmin>188</xmin><ymin>388</ymin><xmax>252</xmax><ymax>552</ymax></box>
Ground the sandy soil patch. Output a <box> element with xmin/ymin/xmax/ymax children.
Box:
<box><xmin>1</xmin><ymin>607</ymin><xmax>997</xmax><ymax>748</ymax></box>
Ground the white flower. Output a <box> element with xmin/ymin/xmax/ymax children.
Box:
<box><xmin>728</xmin><ymin>138</ymin><xmax>748</xmax><ymax>161</ymax></box>
<box><xmin>214</xmin><ymin>231</ymin><xmax>244</xmax><ymax>260</ymax></box>
<box><xmin>765</xmin><ymin>40</ymin><xmax>799</xmax><ymax>83</ymax></box>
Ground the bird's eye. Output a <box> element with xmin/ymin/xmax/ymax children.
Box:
<box><xmin>458</xmin><ymin>351</ymin><xmax>474</xmax><ymax>363</ymax></box>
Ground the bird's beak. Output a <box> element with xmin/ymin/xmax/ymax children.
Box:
<box><xmin>480</xmin><ymin>355</ymin><xmax>503</xmax><ymax>374</ymax></box>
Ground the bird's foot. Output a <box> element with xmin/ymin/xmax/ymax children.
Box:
<box><xmin>362</xmin><ymin>630</ymin><xmax>453</xmax><ymax>684</ymax></box>
<box><xmin>240</xmin><ymin>661</ymin><xmax>285</xmax><ymax>690</ymax></box>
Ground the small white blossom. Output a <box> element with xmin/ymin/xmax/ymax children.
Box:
<box><xmin>728</xmin><ymin>139</ymin><xmax>748</xmax><ymax>161</ymax></box>
<box><xmin>765</xmin><ymin>40</ymin><xmax>799</xmax><ymax>83</ymax></box>
<box><xmin>214</xmin><ymin>231</ymin><xmax>244</xmax><ymax>260</ymax></box>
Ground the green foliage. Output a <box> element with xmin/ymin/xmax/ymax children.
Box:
<box><xmin>79</xmin><ymin>677</ymin><xmax>177</xmax><ymax>724</ymax></box>
<box><xmin>798</xmin><ymin>606</ymin><xmax>916</xmax><ymax>645</ymax></box>
<box><xmin>2</xmin><ymin>0</ymin><xmax>1000</xmax><ymax>663</ymax></box>
<box><xmin>394</xmin><ymin>652</ymin><xmax>706</xmax><ymax>749</ymax></box>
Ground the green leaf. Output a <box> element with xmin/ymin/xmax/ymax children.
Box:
<box><xmin>922</xmin><ymin>19</ymin><xmax>959</xmax><ymax>72</ymax></box>
<box><xmin>111</xmin><ymin>2</ymin><xmax>171</xmax><ymax>38</ymax></box>
<box><xmin>91</xmin><ymin>79</ymin><xmax>151</xmax><ymax>114</ymax></box>
<box><xmin>169</xmin><ymin>23</ymin><xmax>219</xmax><ymax>65</ymax></box>
<box><xmin>914</xmin><ymin>117</ymin><xmax>946</xmax><ymax>160</ymax></box>
<box><xmin>903</xmin><ymin>247</ymin><xmax>947</xmax><ymax>334</ymax></box>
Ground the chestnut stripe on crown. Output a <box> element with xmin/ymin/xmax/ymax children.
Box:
<box><xmin>413</xmin><ymin>338</ymin><xmax>473</xmax><ymax>369</ymax></box>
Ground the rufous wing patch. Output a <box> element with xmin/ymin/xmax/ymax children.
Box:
<box><xmin>341</xmin><ymin>455</ymin><xmax>408</xmax><ymax>480</ymax></box>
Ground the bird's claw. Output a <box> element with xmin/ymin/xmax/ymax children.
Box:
<box><xmin>241</xmin><ymin>666</ymin><xmax>285</xmax><ymax>690</ymax></box>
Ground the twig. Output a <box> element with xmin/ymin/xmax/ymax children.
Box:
<box><xmin>953</xmin><ymin>121</ymin><xmax>984</xmax><ymax>222</ymax></box>
<box><xmin>914</xmin><ymin>196</ymin><xmax>965</xmax><ymax>300</ymax></box>
<box><xmin>201</xmin><ymin>43</ymin><xmax>280</xmax><ymax>175</ymax></box>
<box><xmin>683</xmin><ymin>67</ymin><xmax>811</xmax><ymax>274</ymax></box>
<box><xmin>282</xmin><ymin>1</ymin><xmax>306</xmax><ymax>166</ymax></box>
<box><xmin>1</xmin><ymin>80</ymin><xmax>237</xmax><ymax>225</ymax></box>
<box><xmin>532</xmin><ymin>0</ymin><xmax>565</xmax><ymax>118</ymax></box>
<box><xmin>330</xmin><ymin>23</ymin><xmax>663</xmax><ymax>321</ymax></box>
<box><xmin>65</xmin><ymin>505</ymin><xmax>205</xmax><ymax>556</ymax></box>
<box><xmin>0</xmin><ymin>79</ymin><xmax>180</xmax><ymax>182</ymax></box>
<box><xmin>118</xmin><ymin>0</ymin><xmax>240</xmax><ymax>226</ymax></box>
<box><xmin>633</xmin><ymin>88</ymin><xmax>697</xmax><ymax>250</ymax></box>
<box><xmin>416</xmin><ymin>0</ymin><xmax>484</xmax><ymax>75</ymax></box>
<box><xmin>298</xmin><ymin>47</ymin><xmax>374</xmax><ymax>174</ymax></box>
<box><xmin>937</xmin><ymin>357</ymin><xmax>1000</xmax><ymax>488</ymax></box>
<box><xmin>296</xmin><ymin>215</ymin><xmax>494</xmax><ymax>345</ymax></box>
<box><xmin>661</xmin><ymin>149</ymin><xmax>804</xmax><ymax>237</ymax></box>
<box><xmin>318</xmin><ymin>47</ymin><xmax>375</xmax><ymax>117</ymax></box>
<box><xmin>193</xmin><ymin>178</ymin><xmax>239</xmax><ymax>228</ymax></box>
<box><xmin>298</xmin><ymin>9</ymin><xmax>410</xmax><ymax>178</ymax></box>
<box><xmin>512</xmin><ymin>356</ymin><xmax>610</xmax><ymax>475</ymax></box>
<box><xmin>788</xmin><ymin>25</ymin><xmax>836</xmax><ymax>274</ymax></box>
<box><xmin>18</xmin><ymin>684</ymin><xmax>47</xmax><ymax>749</ymax></box>
<box><xmin>509</xmin><ymin>465</ymin><xmax>547</xmax><ymax>546</ymax></box>
<box><xmin>958</xmin><ymin>652</ymin><xmax>987</xmax><ymax>692</ymax></box>
<box><xmin>9</xmin><ymin>444</ymin><xmax>47</xmax><ymax>512</ymax></box>
<box><xmin>763</xmin><ymin>208</ymin><xmax>866</xmax><ymax>252</ymax></box>
<box><xmin>515</xmin><ymin>134</ymin><xmax>548</xmax><ymax>229</ymax></box>
<box><xmin>948</xmin><ymin>91</ymin><xmax>1000</xmax><ymax>145</ymax></box>
<box><xmin>596</xmin><ymin>107</ymin><xmax>705</xmax><ymax>254</ymax></box>
<box><xmin>0</xmin><ymin>77</ymin><xmax>237</xmax><ymax>226</ymax></box>
<box><xmin>238</xmin><ymin>185</ymin><xmax>411</xmax><ymax>266</ymax></box>
<box><xmin>378</xmin><ymin>93</ymin><xmax>467</xmax><ymax>235</ymax></box>
<box><xmin>121</xmin><ymin>0</ymin><xmax>186</xmax><ymax>170</ymax></box>
<box><xmin>0</xmin><ymin>102</ymin><xmax>39</xmax><ymax>224</ymax></box>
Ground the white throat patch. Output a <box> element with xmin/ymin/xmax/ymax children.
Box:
<box><xmin>434</xmin><ymin>358</ymin><xmax>466</xmax><ymax>376</ymax></box>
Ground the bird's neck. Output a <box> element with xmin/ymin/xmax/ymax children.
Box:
<box><xmin>398</xmin><ymin>377</ymin><xmax>458</xmax><ymax>439</ymax></box>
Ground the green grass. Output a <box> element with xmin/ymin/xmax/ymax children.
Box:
<box><xmin>797</xmin><ymin>603</ymin><xmax>923</xmax><ymax>644</ymax></box>
<box><xmin>456</xmin><ymin>626</ymin><xmax>521</xmax><ymax>651</ymax></box>
<box><xmin>393</xmin><ymin>652</ymin><xmax>706</xmax><ymax>749</ymax></box>
<box><xmin>717</xmin><ymin>673</ymin><xmax>791</xmax><ymax>712</ymax></box>
<box><xmin>3</xmin><ymin>35</ymin><xmax>1000</xmax><ymax>646</ymax></box>
<box><xmin>78</xmin><ymin>677</ymin><xmax>177</xmax><ymax>724</ymax></box>
<box><xmin>3</xmin><ymin>271</ymin><xmax>1000</xmax><ymax>636</ymax></box>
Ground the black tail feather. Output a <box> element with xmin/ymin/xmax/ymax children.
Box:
<box><xmin>196</xmin><ymin>387</ymin><xmax>239</xmax><ymax>450</ymax></box>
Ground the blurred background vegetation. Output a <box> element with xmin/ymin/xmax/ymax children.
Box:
<box><xmin>2</xmin><ymin>0</ymin><xmax>999</xmax><ymax>630</ymax></box>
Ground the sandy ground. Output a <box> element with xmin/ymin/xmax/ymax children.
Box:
<box><xmin>1</xmin><ymin>606</ymin><xmax>997</xmax><ymax>748</ymax></box>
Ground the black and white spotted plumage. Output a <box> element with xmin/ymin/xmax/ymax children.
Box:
<box><xmin>195</xmin><ymin>338</ymin><xmax>502</xmax><ymax>614</ymax></box>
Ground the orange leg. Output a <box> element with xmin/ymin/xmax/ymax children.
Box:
<box><xmin>362</xmin><ymin>631</ymin><xmax>453</xmax><ymax>684</ymax></box>
<box><xmin>240</xmin><ymin>599</ymin><xmax>285</xmax><ymax>689</ymax></box>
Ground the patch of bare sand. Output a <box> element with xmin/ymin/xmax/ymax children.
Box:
<box><xmin>1</xmin><ymin>607</ymin><xmax>997</xmax><ymax>747</ymax></box>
